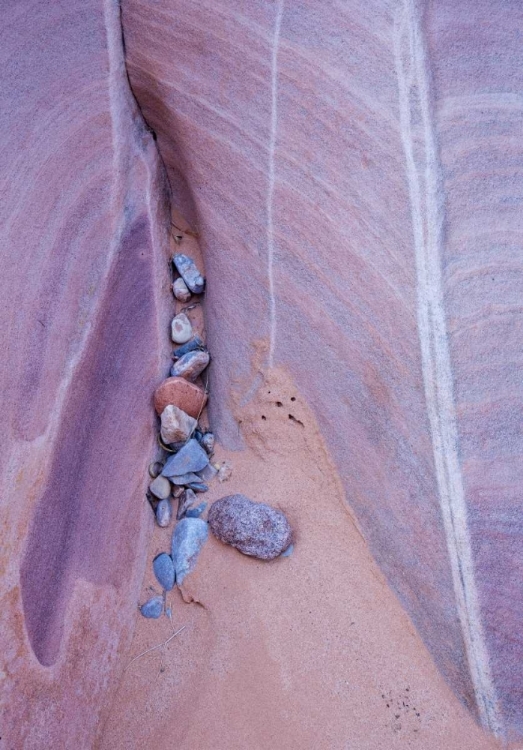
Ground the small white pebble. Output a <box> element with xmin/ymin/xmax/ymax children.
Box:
<box><xmin>217</xmin><ymin>461</ymin><xmax>232</xmax><ymax>483</ymax></box>
<box><xmin>171</xmin><ymin>313</ymin><xmax>192</xmax><ymax>344</ymax></box>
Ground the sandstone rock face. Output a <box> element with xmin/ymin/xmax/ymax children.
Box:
<box><xmin>2</xmin><ymin>0</ymin><xmax>522</xmax><ymax>744</ymax></box>
<box><xmin>122</xmin><ymin>0</ymin><xmax>523</xmax><ymax>738</ymax></box>
<box><xmin>0</xmin><ymin>0</ymin><xmax>171</xmax><ymax>746</ymax></box>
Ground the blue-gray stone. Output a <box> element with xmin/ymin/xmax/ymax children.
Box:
<box><xmin>173</xmin><ymin>336</ymin><xmax>204</xmax><ymax>359</ymax></box>
<box><xmin>187</xmin><ymin>482</ymin><xmax>208</xmax><ymax>492</ymax></box>
<box><xmin>153</xmin><ymin>553</ymin><xmax>175</xmax><ymax>591</ymax></box>
<box><xmin>185</xmin><ymin>502</ymin><xmax>207</xmax><ymax>518</ymax></box>
<box><xmin>140</xmin><ymin>596</ymin><xmax>164</xmax><ymax>619</ymax></box>
<box><xmin>172</xmin><ymin>253</ymin><xmax>205</xmax><ymax>294</ymax></box>
<box><xmin>171</xmin><ymin>517</ymin><xmax>208</xmax><ymax>585</ymax></box>
<box><xmin>170</xmin><ymin>472</ymin><xmax>202</xmax><ymax>486</ymax></box>
<box><xmin>161</xmin><ymin>439</ymin><xmax>209</xmax><ymax>477</ymax></box>
<box><xmin>170</xmin><ymin>350</ymin><xmax>210</xmax><ymax>382</ymax></box>
<box><xmin>280</xmin><ymin>544</ymin><xmax>294</xmax><ymax>558</ymax></box>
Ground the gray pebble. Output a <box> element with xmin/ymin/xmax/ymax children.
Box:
<box><xmin>200</xmin><ymin>432</ymin><xmax>215</xmax><ymax>455</ymax></box>
<box><xmin>139</xmin><ymin>596</ymin><xmax>164</xmax><ymax>619</ymax></box>
<box><xmin>162</xmin><ymin>439</ymin><xmax>209</xmax><ymax>477</ymax></box>
<box><xmin>172</xmin><ymin>253</ymin><xmax>205</xmax><ymax>294</ymax></box>
<box><xmin>173</xmin><ymin>336</ymin><xmax>204</xmax><ymax>359</ymax></box>
<box><xmin>172</xmin><ymin>277</ymin><xmax>191</xmax><ymax>302</ymax></box>
<box><xmin>149</xmin><ymin>475</ymin><xmax>171</xmax><ymax>500</ymax></box>
<box><xmin>280</xmin><ymin>543</ymin><xmax>294</xmax><ymax>558</ymax></box>
<box><xmin>170</xmin><ymin>350</ymin><xmax>210</xmax><ymax>382</ymax></box>
<box><xmin>155</xmin><ymin>498</ymin><xmax>172</xmax><ymax>528</ymax></box>
<box><xmin>185</xmin><ymin>502</ymin><xmax>207</xmax><ymax>518</ymax></box>
<box><xmin>153</xmin><ymin>553</ymin><xmax>175</xmax><ymax>591</ymax></box>
<box><xmin>148</xmin><ymin>461</ymin><xmax>163</xmax><ymax>478</ymax></box>
<box><xmin>171</xmin><ymin>517</ymin><xmax>209</xmax><ymax>585</ymax></box>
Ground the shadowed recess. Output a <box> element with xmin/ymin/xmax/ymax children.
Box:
<box><xmin>20</xmin><ymin>216</ymin><xmax>157</xmax><ymax>667</ymax></box>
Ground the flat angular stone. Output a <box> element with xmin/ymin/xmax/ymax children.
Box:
<box><xmin>155</xmin><ymin>498</ymin><xmax>172</xmax><ymax>528</ymax></box>
<box><xmin>161</xmin><ymin>439</ymin><xmax>209</xmax><ymax>477</ymax></box>
<box><xmin>173</xmin><ymin>336</ymin><xmax>204</xmax><ymax>359</ymax></box>
<box><xmin>187</xmin><ymin>482</ymin><xmax>208</xmax><ymax>492</ymax></box>
<box><xmin>170</xmin><ymin>472</ymin><xmax>202</xmax><ymax>485</ymax></box>
<box><xmin>139</xmin><ymin>596</ymin><xmax>164</xmax><ymax>619</ymax></box>
<box><xmin>170</xmin><ymin>350</ymin><xmax>210</xmax><ymax>382</ymax></box>
<box><xmin>153</xmin><ymin>377</ymin><xmax>207</xmax><ymax>419</ymax></box>
<box><xmin>153</xmin><ymin>552</ymin><xmax>175</xmax><ymax>591</ymax></box>
<box><xmin>160</xmin><ymin>404</ymin><xmax>196</xmax><ymax>444</ymax></box>
<box><xmin>149</xmin><ymin>475</ymin><xmax>171</xmax><ymax>500</ymax></box>
<box><xmin>172</xmin><ymin>253</ymin><xmax>205</xmax><ymax>294</ymax></box>
<box><xmin>171</xmin><ymin>312</ymin><xmax>193</xmax><ymax>344</ymax></box>
<box><xmin>171</xmin><ymin>517</ymin><xmax>208</xmax><ymax>584</ymax></box>
<box><xmin>208</xmin><ymin>494</ymin><xmax>293</xmax><ymax>560</ymax></box>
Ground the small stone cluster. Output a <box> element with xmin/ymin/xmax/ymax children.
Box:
<box><xmin>139</xmin><ymin>242</ymin><xmax>293</xmax><ymax>620</ymax></box>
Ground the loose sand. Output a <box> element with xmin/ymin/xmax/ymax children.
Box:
<box><xmin>98</xmin><ymin>367</ymin><xmax>499</xmax><ymax>750</ymax></box>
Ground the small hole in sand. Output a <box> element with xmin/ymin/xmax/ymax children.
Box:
<box><xmin>276</xmin><ymin>401</ymin><xmax>282</xmax><ymax>407</ymax></box>
<box><xmin>291</xmin><ymin>396</ymin><xmax>296</xmax><ymax>402</ymax></box>
<box><xmin>261</xmin><ymin>415</ymin><xmax>267</xmax><ymax>420</ymax></box>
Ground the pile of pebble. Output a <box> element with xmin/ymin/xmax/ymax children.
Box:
<box><xmin>139</xmin><ymin>243</ymin><xmax>293</xmax><ymax>620</ymax></box>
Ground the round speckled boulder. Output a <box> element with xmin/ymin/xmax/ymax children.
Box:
<box><xmin>208</xmin><ymin>494</ymin><xmax>292</xmax><ymax>560</ymax></box>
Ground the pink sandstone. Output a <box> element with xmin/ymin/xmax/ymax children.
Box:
<box><xmin>0</xmin><ymin>0</ymin><xmax>522</xmax><ymax>745</ymax></box>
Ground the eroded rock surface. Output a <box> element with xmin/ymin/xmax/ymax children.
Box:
<box><xmin>121</xmin><ymin>0</ymin><xmax>523</xmax><ymax>737</ymax></box>
<box><xmin>0</xmin><ymin>0</ymin><xmax>171</xmax><ymax>746</ymax></box>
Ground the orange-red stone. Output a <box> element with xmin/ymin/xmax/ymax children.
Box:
<box><xmin>153</xmin><ymin>376</ymin><xmax>207</xmax><ymax>418</ymax></box>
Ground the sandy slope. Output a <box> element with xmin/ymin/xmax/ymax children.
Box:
<box><xmin>98</xmin><ymin>367</ymin><xmax>498</xmax><ymax>750</ymax></box>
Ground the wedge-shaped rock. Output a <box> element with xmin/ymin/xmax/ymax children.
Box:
<box><xmin>161</xmin><ymin>439</ymin><xmax>209</xmax><ymax>477</ymax></box>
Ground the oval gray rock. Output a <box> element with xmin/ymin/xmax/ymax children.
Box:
<box><xmin>171</xmin><ymin>517</ymin><xmax>208</xmax><ymax>585</ymax></box>
<box><xmin>153</xmin><ymin>552</ymin><xmax>175</xmax><ymax>591</ymax></box>
<box><xmin>149</xmin><ymin>475</ymin><xmax>171</xmax><ymax>500</ymax></box>
<box><xmin>155</xmin><ymin>498</ymin><xmax>172</xmax><ymax>528</ymax></box>
<box><xmin>172</xmin><ymin>253</ymin><xmax>205</xmax><ymax>294</ymax></box>
<box><xmin>139</xmin><ymin>596</ymin><xmax>164</xmax><ymax>619</ymax></box>
<box><xmin>170</xmin><ymin>350</ymin><xmax>210</xmax><ymax>382</ymax></box>
<box><xmin>208</xmin><ymin>494</ymin><xmax>292</xmax><ymax>560</ymax></box>
<box><xmin>161</xmin><ymin>439</ymin><xmax>209</xmax><ymax>477</ymax></box>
